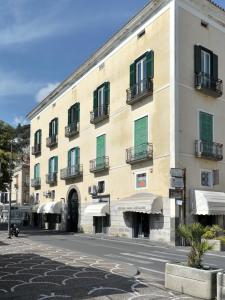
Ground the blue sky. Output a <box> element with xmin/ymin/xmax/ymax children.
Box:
<box><xmin>0</xmin><ymin>0</ymin><xmax>224</xmax><ymax>126</ymax></box>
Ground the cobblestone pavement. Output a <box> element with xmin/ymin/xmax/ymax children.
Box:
<box><xmin>0</xmin><ymin>233</ymin><xmax>199</xmax><ymax>300</ymax></box>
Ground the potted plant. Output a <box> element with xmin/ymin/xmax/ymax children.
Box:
<box><xmin>202</xmin><ymin>225</ymin><xmax>225</xmax><ymax>251</ymax></box>
<box><xmin>165</xmin><ymin>223</ymin><xmax>223</xmax><ymax>299</ymax></box>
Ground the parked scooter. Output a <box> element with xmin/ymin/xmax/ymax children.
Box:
<box><xmin>10</xmin><ymin>224</ymin><xmax>20</xmax><ymax>237</ymax></box>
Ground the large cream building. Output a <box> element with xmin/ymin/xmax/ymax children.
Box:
<box><xmin>27</xmin><ymin>0</ymin><xmax>225</xmax><ymax>243</ymax></box>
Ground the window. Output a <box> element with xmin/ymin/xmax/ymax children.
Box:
<box><xmin>199</xmin><ymin>111</ymin><xmax>213</xmax><ymax>142</ymax></box>
<box><xmin>68</xmin><ymin>147</ymin><xmax>80</xmax><ymax>167</ymax></box>
<box><xmin>136</xmin><ymin>172</ymin><xmax>147</xmax><ymax>189</ymax></box>
<box><xmin>34</xmin><ymin>163</ymin><xmax>40</xmax><ymax>179</ymax></box>
<box><xmin>68</xmin><ymin>103</ymin><xmax>80</xmax><ymax>125</ymax></box>
<box><xmin>49</xmin><ymin>156</ymin><xmax>58</xmax><ymax>174</ymax></box>
<box><xmin>201</xmin><ymin>169</ymin><xmax>219</xmax><ymax>187</ymax></box>
<box><xmin>35</xmin><ymin>193</ymin><xmax>39</xmax><ymax>204</ymax></box>
<box><xmin>98</xmin><ymin>181</ymin><xmax>105</xmax><ymax>194</ymax></box>
<box><xmin>34</xmin><ymin>129</ymin><xmax>41</xmax><ymax>145</ymax></box>
<box><xmin>49</xmin><ymin>118</ymin><xmax>58</xmax><ymax>137</ymax></box>
<box><xmin>93</xmin><ymin>82</ymin><xmax>110</xmax><ymax>117</ymax></box>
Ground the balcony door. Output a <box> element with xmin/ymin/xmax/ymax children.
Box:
<box><xmin>68</xmin><ymin>147</ymin><xmax>79</xmax><ymax>175</ymax></box>
<box><xmin>136</xmin><ymin>57</ymin><xmax>146</xmax><ymax>93</ymax></box>
<box><xmin>199</xmin><ymin>111</ymin><xmax>213</xmax><ymax>155</ymax></box>
<box><xmin>201</xmin><ymin>50</ymin><xmax>211</xmax><ymax>87</ymax></box>
<box><xmin>96</xmin><ymin>134</ymin><xmax>105</xmax><ymax>168</ymax></box>
<box><xmin>134</xmin><ymin>116</ymin><xmax>148</xmax><ymax>159</ymax></box>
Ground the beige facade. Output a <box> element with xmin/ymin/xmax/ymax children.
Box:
<box><xmin>28</xmin><ymin>0</ymin><xmax>225</xmax><ymax>242</ymax></box>
<box><xmin>12</xmin><ymin>164</ymin><xmax>30</xmax><ymax>205</ymax></box>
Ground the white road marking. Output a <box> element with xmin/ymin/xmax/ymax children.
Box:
<box><xmin>105</xmin><ymin>254</ymin><xmax>153</xmax><ymax>265</ymax></box>
<box><xmin>146</xmin><ymin>251</ymin><xmax>187</xmax><ymax>258</ymax></box>
<box><xmin>120</xmin><ymin>253</ymin><xmax>170</xmax><ymax>263</ymax></box>
<box><xmin>138</xmin><ymin>266</ymin><xmax>164</xmax><ymax>275</ymax></box>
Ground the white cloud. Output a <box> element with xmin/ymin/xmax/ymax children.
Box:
<box><xmin>35</xmin><ymin>83</ymin><xmax>59</xmax><ymax>103</ymax></box>
<box><xmin>14</xmin><ymin>116</ymin><xmax>29</xmax><ymax>126</ymax></box>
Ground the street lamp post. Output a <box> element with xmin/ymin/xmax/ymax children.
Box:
<box><xmin>8</xmin><ymin>141</ymin><xmax>13</xmax><ymax>239</ymax></box>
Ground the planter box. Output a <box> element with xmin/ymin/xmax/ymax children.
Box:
<box><xmin>165</xmin><ymin>262</ymin><xmax>222</xmax><ymax>299</ymax></box>
<box><xmin>207</xmin><ymin>239</ymin><xmax>225</xmax><ymax>252</ymax></box>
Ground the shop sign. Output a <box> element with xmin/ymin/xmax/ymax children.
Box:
<box><xmin>170</xmin><ymin>177</ymin><xmax>184</xmax><ymax>189</ymax></box>
<box><xmin>170</xmin><ymin>168</ymin><xmax>184</xmax><ymax>178</ymax></box>
<box><xmin>169</xmin><ymin>189</ymin><xmax>184</xmax><ymax>199</ymax></box>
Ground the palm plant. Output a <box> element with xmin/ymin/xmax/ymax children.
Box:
<box><xmin>178</xmin><ymin>223</ymin><xmax>213</xmax><ymax>268</ymax></box>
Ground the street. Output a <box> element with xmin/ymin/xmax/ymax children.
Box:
<box><xmin>1</xmin><ymin>232</ymin><xmax>225</xmax><ymax>299</ymax></box>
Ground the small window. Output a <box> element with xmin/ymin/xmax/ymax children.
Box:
<box><xmin>98</xmin><ymin>181</ymin><xmax>105</xmax><ymax>194</ymax></box>
<box><xmin>51</xmin><ymin>190</ymin><xmax>55</xmax><ymax>200</ymax></box>
<box><xmin>99</xmin><ymin>62</ymin><xmax>105</xmax><ymax>70</ymax></box>
<box><xmin>136</xmin><ymin>172</ymin><xmax>147</xmax><ymax>189</ymax></box>
<box><xmin>201</xmin><ymin>20</ymin><xmax>208</xmax><ymax>28</ymax></box>
<box><xmin>137</xmin><ymin>29</ymin><xmax>145</xmax><ymax>39</ymax></box>
<box><xmin>201</xmin><ymin>170</ymin><xmax>212</xmax><ymax>187</ymax></box>
<box><xmin>35</xmin><ymin>193</ymin><xmax>39</xmax><ymax>204</ymax></box>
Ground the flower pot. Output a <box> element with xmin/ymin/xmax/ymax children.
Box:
<box><xmin>165</xmin><ymin>262</ymin><xmax>223</xmax><ymax>299</ymax></box>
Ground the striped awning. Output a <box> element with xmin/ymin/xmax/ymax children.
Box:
<box><xmin>191</xmin><ymin>190</ymin><xmax>225</xmax><ymax>215</ymax></box>
<box><xmin>114</xmin><ymin>193</ymin><xmax>162</xmax><ymax>214</ymax></box>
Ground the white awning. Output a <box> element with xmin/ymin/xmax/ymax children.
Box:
<box><xmin>191</xmin><ymin>190</ymin><xmax>225</xmax><ymax>215</ymax></box>
<box><xmin>114</xmin><ymin>193</ymin><xmax>162</xmax><ymax>214</ymax></box>
<box><xmin>84</xmin><ymin>202</ymin><xmax>109</xmax><ymax>217</ymax></box>
<box><xmin>37</xmin><ymin>200</ymin><xmax>62</xmax><ymax>214</ymax></box>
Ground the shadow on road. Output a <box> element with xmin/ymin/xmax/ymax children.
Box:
<box><xmin>0</xmin><ymin>252</ymin><xmax>145</xmax><ymax>299</ymax></box>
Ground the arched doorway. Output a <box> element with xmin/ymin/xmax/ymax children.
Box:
<box><xmin>67</xmin><ymin>189</ymin><xmax>79</xmax><ymax>232</ymax></box>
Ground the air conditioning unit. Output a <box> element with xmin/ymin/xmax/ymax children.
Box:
<box><xmin>88</xmin><ymin>185</ymin><xmax>97</xmax><ymax>195</ymax></box>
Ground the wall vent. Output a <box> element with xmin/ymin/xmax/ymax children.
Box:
<box><xmin>137</xmin><ymin>29</ymin><xmax>145</xmax><ymax>39</ymax></box>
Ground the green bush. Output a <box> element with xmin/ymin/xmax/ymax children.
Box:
<box><xmin>216</xmin><ymin>236</ymin><xmax>225</xmax><ymax>243</ymax></box>
<box><xmin>202</xmin><ymin>224</ymin><xmax>224</xmax><ymax>240</ymax></box>
<box><xmin>178</xmin><ymin>223</ymin><xmax>212</xmax><ymax>268</ymax></box>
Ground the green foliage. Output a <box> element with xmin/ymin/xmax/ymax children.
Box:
<box><xmin>202</xmin><ymin>224</ymin><xmax>224</xmax><ymax>240</ymax></box>
<box><xmin>178</xmin><ymin>223</ymin><xmax>213</xmax><ymax>268</ymax></box>
<box><xmin>216</xmin><ymin>236</ymin><xmax>225</xmax><ymax>244</ymax></box>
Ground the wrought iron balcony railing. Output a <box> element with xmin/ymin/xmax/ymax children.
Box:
<box><xmin>126</xmin><ymin>143</ymin><xmax>153</xmax><ymax>164</ymax></box>
<box><xmin>46</xmin><ymin>135</ymin><xmax>58</xmax><ymax>148</ymax></box>
<box><xmin>195</xmin><ymin>73</ymin><xmax>223</xmax><ymax>98</ymax></box>
<box><xmin>126</xmin><ymin>78</ymin><xmax>153</xmax><ymax>105</ymax></box>
<box><xmin>195</xmin><ymin>140</ymin><xmax>223</xmax><ymax>161</ymax></box>
<box><xmin>31</xmin><ymin>178</ymin><xmax>41</xmax><ymax>188</ymax></box>
<box><xmin>46</xmin><ymin>172</ymin><xmax>57</xmax><ymax>184</ymax></box>
<box><xmin>32</xmin><ymin>144</ymin><xmax>41</xmax><ymax>155</ymax></box>
<box><xmin>65</xmin><ymin>122</ymin><xmax>80</xmax><ymax>138</ymax></box>
<box><xmin>60</xmin><ymin>165</ymin><xmax>83</xmax><ymax>180</ymax></box>
<box><xmin>90</xmin><ymin>156</ymin><xmax>109</xmax><ymax>173</ymax></box>
<box><xmin>90</xmin><ymin>105</ymin><xmax>109</xmax><ymax>124</ymax></box>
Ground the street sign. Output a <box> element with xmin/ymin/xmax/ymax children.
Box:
<box><xmin>170</xmin><ymin>177</ymin><xmax>184</xmax><ymax>189</ymax></box>
<box><xmin>176</xmin><ymin>199</ymin><xmax>183</xmax><ymax>206</ymax></box>
<box><xmin>170</xmin><ymin>168</ymin><xmax>184</xmax><ymax>178</ymax></box>
<box><xmin>169</xmin><ymin>189</ymin><xmax>184</xmax><ymax>199</ymax></box>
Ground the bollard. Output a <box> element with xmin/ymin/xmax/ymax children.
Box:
<box><xmin>217</xmin><ymin>272</ymin><xmax>223</xmax><ymax>300</ymax></box>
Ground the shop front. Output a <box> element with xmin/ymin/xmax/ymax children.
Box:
<box><xmin>84</xmin><ymin>201</ymin><xmax>110</xmax><ymax>234</ymax></box>
<box><xmin>37</xmin><ymin>200</ymin><xmax>63</xmax><ymax>230</ymax></box>
<box><xmin>115</xmin><ymin>193</ymin><xmax>163</xmax><ymax>239</ymax></box>
<box><xmin>191</xmin><ymin>190</ymin><xmax>225</xmax><ymax>228</ymax></box>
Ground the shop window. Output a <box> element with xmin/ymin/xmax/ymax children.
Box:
<box><xmin>98</xmin><ymin>181</ymin><xmax>105</xmax><ymax>193</ymax></box>
<box><xmin>136</xmin><ymin>172</ymin><xmax>147</xmax><ymax>189</ymax></box>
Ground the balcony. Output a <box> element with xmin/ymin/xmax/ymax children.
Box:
<box><xmin>195</xmin><ymin>73</ymin><xmax>223</xmax><ymax>98</ymax></box>
<box><xmin>126</xmin><ymin>78</ymin><xmax>153</xmax><ymax>105</ymax></box>
<box><xmin>46</xmin><ymin>172</ymin><xmax>57</xmax><ymax>185</ymax></box>
<box><xmin>90</xmin><ymin>105</ymin><xmax>109</xmax><ymax>124</ymax></box>
<box><xmin>32</xmin><ymin>144</ymin><xmax>41</xmax><ymax>156</ymax></box>
<box><xmin>60</xmin><ymin>165</ymin><xmax>83</xmax><ymax>180</ymax></box>
<box><xmin>46</xmin><ymin>135</ymin><xmax>58</xmax><ymax>148</ymax></box>
<box><xmin>31</xmin><ymin>178</ymin><xmax>41</xmax><ymax>188</ymax></box>
<box><xmin>126</xmin><ymin>143</ymin><xmax>153</xmax><ymax>164</ymax></box>
<box><xmin>65</xmin><ymin>122</ymin><xmax>79</xmax><ymax>138</ymax></box>
<box><xmin>195</xmin><ymin>140</ymin><xmax>223</xmax><ymax>161</ymax></box>
<box><xmin>90</xmin><ymin>156</ymin><xmax>109</xmax><ymax>173</ymax></box>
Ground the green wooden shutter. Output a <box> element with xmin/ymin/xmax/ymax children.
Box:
<box><xmin>199</xmin><ymin>112</ymin><xmax>213</xmax><ymax>142</ymax></box>
<box><xmin>104</xmin><ymin>82</ymin><xmax>110</xmax><ymax>114</ymax></box>
<box><xmin>39</xmin><ymin>130</ymin><xmax>42</xmax><ymax>145</ymax></box>
<box><xmin>194</xmin><ymin>45</ymin><xmax>201</xmax><ymax>74</ymax></box>
<box><xmin>54</xmin><ymin>156</ymin><xmax>58</xmax><ymax>173</ymax></box>
<box><xmin>93</xmin><ymin>90</ymin><xmax>98</xmax><ymax>110</ymax></box>
<box><xmin>134</xmin><ymin>116</ymin><xmax>148</xmax><ymax>158</ymax></box>
<box><xmin>34</xmin><ymin>165</ymin><xmax>36</xmax><ymax>179</ymax></box>
<box><xmin>130</xmin><ymin>63</ymin><xmax>136</xmax><ymax>88</ymax></box>
<box><xmin>212</xmin><ymin>54</ymin><xmax>218</xmax><ymax>80</ymax></box>
<box><xmin>75</xmin><ymin>147</ymin><xmax>80</xmax><ymax>165</ymax></box>
<box><xmin>146</xmin><ymin>51</ymin><xmax>154</xmax><ymax>79</ymax></box>
<box><xmin>35</xmin><ymin>164</ymin><xmax>40</xmax><ymax>178</ymax></box>
<box><xmin>68</xmin><ymin>150</ymin><xmax>71</xmax><ymax>167</ymax></box>
<box><xmin>96</xmin><ymin>135</ymin><xmax>105</xmax><ymax>168</ymax></box>
<box><xmin>49</xmin><ymin>121</ymin><xmax>52</xmax><ymax>137</ymax></box>
<box><xmin>55</xmin><ymin>118</ymin><xmax>58</xmax><ymax>135</ymax></box>
<box><xmin>68</xmin><ymin>107</ymin><xmax>72</xmax><ymax>125</ymax></box>
<box><xmin>75</xmin><ymin>103</ymin><xmax>80</xmax><ymax>122</ymax></box>
<box><xmin>48</xmin><ymin>158</ymin><xmax>51</xmax><ymax>174</ymax></box>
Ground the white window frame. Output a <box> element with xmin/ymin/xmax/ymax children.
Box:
<box><xmin>200</xmin><ymin>169</ymin><xmax>213</xmax><ymax>188</ymax></box>
<box><xmin>201</xmin><ymin>50</ymin><xmax>211</xmax><ymax>75</ymax></box>
<box><xmin>136</xmin><ymin>56</ymin><xmax>147</xmax><ymax>83</ymax></box>
<box><xmin>135</xmin><ymin>171</ymin><xmax>148</xmax><ymax>190</ymax></box>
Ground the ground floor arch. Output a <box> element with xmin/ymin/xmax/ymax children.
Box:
<box><xmin>67</xmin><ymin>187</ymin><xmax>80</xmax><ymax>232</ymax></box>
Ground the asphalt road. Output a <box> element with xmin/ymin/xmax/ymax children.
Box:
<box><xmin>26</xmin><ymin>232</ymin><xmax>225</xmax><ymax>282</ymax></box>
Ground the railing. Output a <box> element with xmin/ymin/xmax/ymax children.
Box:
<box><xmin>46</xmin><ymin>135</ymin><xmax>58</xmax><ymax>148</ymax></box>
<box><xmin>195</xmin><ymin>73</ymin><xmax>223</xmax><ymax>98</ymax></box>
<box><xmin>31</xmin><ymin>178</ymin><xmax>41</xmax><ymax>188</ymax></box>
<box><xmin>90</xmin><ymin>105</ymin><xmax>109</xmax><ymax>124</ymax></box>
<box><xmin>126</xmin><ymin>78</ymin><xmax>153</xmax><ymax>104</ymax></box>
<box><xmin>32</xmin><ymin>144</ymin><xmax>41</xmax><ymax>155</ymax></box>
<box><xmin>60</xmin><ymin>165</ymin><xmax>83</xmax><ymax>180</ymax></box>
<box><xmin>46</xmin><ymin>172</ymin><xmax>57</xmax><ymax>184</ymax></box>
<box><xmin>65</xmin><ymin>122</ymin><xmax>80</xmax><ymax>138</ymax></box>
<box><xmin>90</xmin><ymin>156</ymin><xmax>109</xmax><ymax>172</ymax></box>
<box><xmin>195</xmin><ymin>140</ymin><xmax>223</xmax><ymax>161</ymax></box>
<box><xmin>126</xmin><ymin>143</ymin><xmax>153</xmax><ymax>164</ymax></box>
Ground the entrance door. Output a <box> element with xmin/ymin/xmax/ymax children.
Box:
<box><xmin>67</xmin><ymin>189</ymin><xmax>79</xmax><ymax>232</ymax></box>
<box><xmin>133</xmin><ymin>212</ymin><xmax>150</xmax><ymax>238</ymax></box>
